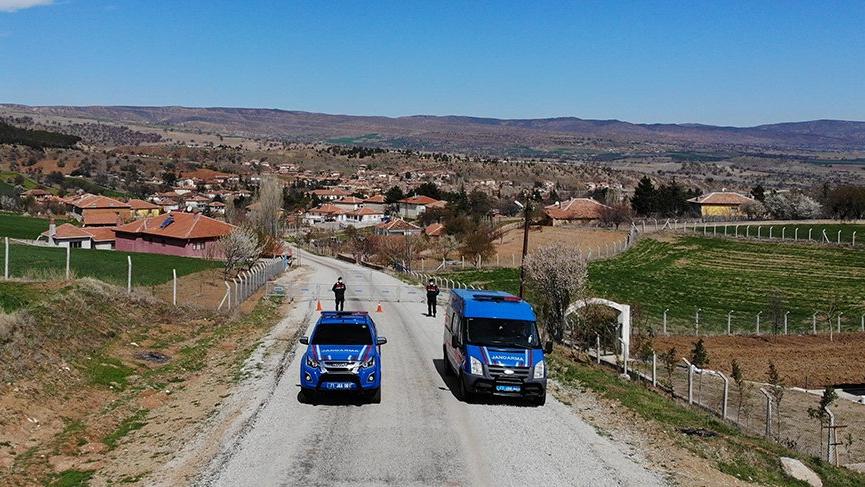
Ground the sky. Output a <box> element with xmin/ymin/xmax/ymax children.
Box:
<box><xmin>0</xmin><ymin>0</ymin><xmax>863</xmax><ymax>126</ymax></box>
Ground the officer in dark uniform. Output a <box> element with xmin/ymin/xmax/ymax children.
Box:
<box><xmin>332</xmin><ymin>277</ymin><xmax>346</xmax><ymax>311</ymax></box>
<box><xmin>426</xmin><ymin>278</ymin><xmax>440</xmax><ymax>317</ymax></box>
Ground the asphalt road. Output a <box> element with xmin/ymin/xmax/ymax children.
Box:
<box><xmin>203</xmin><ymin>251</ymin><xmax>663</xmax><ymax>486</ymax></box>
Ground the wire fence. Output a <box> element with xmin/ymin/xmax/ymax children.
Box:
<box><xmin>217</xmin><ymin>256</ymin><xmax>291</xmax><ymax>311</ymax></box>
<box><xmin>585</xmin><ymin>345</ymin><xmax>863</xmax><ymax>466</ymax></box>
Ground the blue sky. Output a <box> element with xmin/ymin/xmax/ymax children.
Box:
<box><xmin>0</xmin><ymin>1</ymin><xmax>863</xmax><ymax>126</ymax></box>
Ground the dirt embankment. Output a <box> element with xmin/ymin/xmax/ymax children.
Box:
<box><xmin>652</xmin><ymin>333</ymin><xmax>865</xmax><ymax>388</ymax></box>
<box><xmin>0</xmin><ymin>274</ymin><xmax>296</xmax><ymax>486</ymax></box>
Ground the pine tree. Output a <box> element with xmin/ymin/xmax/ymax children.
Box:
<box><xmin>631</xmin><ymin>176</ymin><xmax>656</xmax><ymax>216</ymax></box>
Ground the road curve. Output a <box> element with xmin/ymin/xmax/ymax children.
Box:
<box><xmin>202</xmin><ymin>251</ymin><xmax>663</xmax><ymax>486</ymax></box>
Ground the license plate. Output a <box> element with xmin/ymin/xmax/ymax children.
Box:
<box><xmin>323</xmin><ymin>382</ymin><xmax>356</xmax><ymax>390</ymax></box>
<box><xmin>495</xmin><ymin>384</ymin><xmax>521</xmax><ymax>393</ymax></box>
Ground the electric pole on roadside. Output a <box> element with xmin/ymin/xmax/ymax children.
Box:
<box><xmin>516</xmin><ymin>197</ymin><xmax>532</xmax><ymax>298</ymax></box>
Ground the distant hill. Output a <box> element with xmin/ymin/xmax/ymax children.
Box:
<box><xmin>0</xmin><ymin>121</ymin><xmax>81</xmax><ymax>149</ymax></box>
<box><xmin>2</xmin><ymin>104</ymin><xmax>864</xmax><ymax>154</ymax></box>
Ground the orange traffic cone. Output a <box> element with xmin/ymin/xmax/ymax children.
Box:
<box><xmin>316</xmin><ymin>300</ymin><xmax>323</xmax><ymax>311</ymax></box>
<box><xmin>375</xmin><ymin>302</ymin><xmax>383</xmax><ymax>313</ymax></box>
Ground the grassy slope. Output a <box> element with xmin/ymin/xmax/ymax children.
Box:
<box><xmin>441</xmin><ymin>235</ymin><xmax>865</xmax><ymax>334</ymax></box>
<box><xmin>550</xmin><ymin>352</ymin><xmax>865</xmax><ymax>486</ymax></box>
<box><xmin>7</xmin><ymin>244</ymin><xmax>221</xmax><ymax>286</ymax></box>
<box><xmin>0</xmin><ymin>213</ymin><xmax>55</xmax><ymax>239</ymax></box>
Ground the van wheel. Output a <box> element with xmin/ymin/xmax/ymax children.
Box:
<box><xmin>531</xmin><ymin>394</ymin><xmax>546</xmax><ymax>407</ymax></box>
<box><xmin>299</xmin><ymin>389</ymin><xmax>316</xmax><ymax>404</ymax></box>
<box><xmin>457</xmin><ymin>372</ymin><xmax>473</xmax><ymax>403</ymax></box>
<box><xmin>442</xmin><ymin>346</ymin><xmax>454</xmax><ymax>376</ymax></box>
<box><xmin>368</xmin><ymin>388</ymin><xmax>381</xmax><ymax>404</ymax></box>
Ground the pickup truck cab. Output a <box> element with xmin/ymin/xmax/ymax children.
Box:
<box><xmin>442</xmin><ymin>290</ymin><xmax>551</xmax><ymax>406</ymax></box>
<box><xmin>299</xmin><ymin>311</ymin><xmax>387</xmax><ymax>403</ymax></box>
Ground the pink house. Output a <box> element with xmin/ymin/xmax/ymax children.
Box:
<box><xmin>114</xmin><ymin>212</ymin><xmax>235</xmax><ymax>258</ymax></box>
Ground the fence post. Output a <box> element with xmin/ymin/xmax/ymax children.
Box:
<box><xmin>66</xmin><ymin>245</ymin><xmax>70</xmax><ymax>280</ymax></box>
<box><xmin>838</xmin><ymin>230</ymin><xmax>842</xmax><ymax>244</ymax></box>
<box><xmin>813</xmin><ymin>312</ymin><xmax>818</xmax><ymax>335</ymax></box>
<box><xmin>782</xmin><ymin>227</ymin><xmax>786</xmax><ymax>240</ymax></box>
<box><xmin>225</xmin><ymin>281</ymin><xmax>231</xmax><ymax>309</ymax></box>
<box><xmin>795</xmin><ymin>228</ymin><xmax>799</xmax><ymax>241</ymax></box>
<box><xmin>172</xmin><ymin>269</ymin><xmax>177</xmax><ymax>306</ymax></box>
<box><xmin>127</xmin><ymin>256</ymin><xmax>132</xmax><ymax>293</ymax></box>
<box><xmin>663</xmin><ymin>308</ymin><xmax>668</xmax><ymax>335</ymax></box>
<box><xmin>809</xmin><ymin>228</ymin><xmax>813</xmax><ymax>241</ymax></box>
<box><xmin>685</xmin><ymin>359</ymin><xmax>694</xmax><ymax>405</ymax></box>
<box><xmin>596</xmin><ymin>334</ymin><xmax>601</xmax><ymax>364</ymax></box>
<box><xmin>3</xmin><ymin>237</ymin><xmax>7</xmax><ymax>280</ymax></box>
<box><xmin>784</xmin><ymin>311</ymin><xmax>789</xmax><ymax>335</ymax></box>
<box><xmin>652</xmin><ymin>352</ymin><xmax>657</xmax><ymax>387</ymax></box>
<box><xmin>233</xmin><ymin>278</ymin><xmax>239</xmax><ymax>305</ymax></box>
<box><xmin>727</xmin><ymin>310</ymin><xmax>733</xmax><ymax>335</ymax></box>
<box><xmin>756</xmin><ymin>311</ymin><xmax>762</xmax><ymax>335</ymax></box>
<box><xmin>769</xmin><ymin>227</ymin><xmax>773</xmax><ymax>239</ymax></box>
<box><xmin>718</xmin><ymin>371</ymin><xmax>729</xmax><ymax>420</ymax></box>
<box><xmin>760</xmin><ymin>388</ymin><xmax>772</xmax><ymax>438</ymax></box>
<box><xmin>854</xmin><ymin>231</ymin><xmax>857</xmax><ymax>247</ymax></box>
<box><xmin>861</xmin><ymin>313</ymin><xmax>864</xmax><ymax>333</ymax></box>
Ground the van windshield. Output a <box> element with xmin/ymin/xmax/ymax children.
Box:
<box><xmin>465</xmin><ymin>318</ymin><xmax>539</xmax><ymax>348</ymax></box>
<box><xmin>311</xmin><ymin>324</ymin><xmax>372</xmax><ymax>345</ymax></box>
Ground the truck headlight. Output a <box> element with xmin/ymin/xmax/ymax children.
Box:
<box><xmin>306</xmin><ymin>355</ymin><xmax>319</xmax><ymax>368</ymax></box>
<box><xmin>361</xmin><ymin>356</ymin><xmax>376</xmax><ymax>368</ymax></box>
<box><xmin>469</xmin><ymin>356</ymin><xmax>483</xmax><ymax>376</ymax></box>
<box><xmin>533</xmin><ymin>360</ymin><xmax>545</xmax><ymax>379</ymax></box>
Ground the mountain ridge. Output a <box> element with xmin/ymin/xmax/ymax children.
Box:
<box><xmin>2</xmin><ymin>104</ymin><xmax>864</xmax><ymax>154</ymax></box>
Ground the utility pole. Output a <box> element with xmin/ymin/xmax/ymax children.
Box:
<box><xmin>516</xmin><ymin>198</ymin><xmax>531</xmax><ymax>298</ymax></box>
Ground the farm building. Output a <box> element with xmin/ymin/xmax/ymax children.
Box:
<box><xmin>687</xmin><ymin>192</ymin><xmax>755</xmax><ymax>217</ymax></box>
<box><xmin>363</xmin><ymin>194</ymin><xmax>387</xmax><ymax>213</ymax></box>
<box><xmin>114</xmin><ymin>212</ymin><xmax>234</xmax><ymax>258</ymax></box>
<box><xmin>38</xmin><ymin>222</ymin><xmax>116</xmax><ymax>249</ymax></box>
<box><xmin>344</xmin><ymin>207</ymin><xmax>384</xmax><ymax>227</ymax></box>
<box><xmin>424</xmin><ymin>222</ymin><xmax>445</xmax><ymax>237</ymax></box>
<box><xmin>128</xmin><ymin>198</ymin><xmax>162</xmax><ymax>218</ymax></box>
<box><xmin>375</xmin><ymin>218</ymin><xmax>422</xmax><ymax>236</ymax></box>
<box><xmin>543</xmin><ymin>198</ymin><xmax>609</xmax><ymax>226</ymax></box>
<box><xmin>66</xmin><ymin>194</ymin><xmax>132</xmax><ymax>223</ymax></box>
<box><xmin>398</xmin><ymin>195</ymin><xmax>444</xmax><ymax>219</ymax></box>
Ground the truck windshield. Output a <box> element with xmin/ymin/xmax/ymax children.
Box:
<box><xmin>311</xmin><ymin>324</ymin><xmax>372</xmax><ymax>345</ymax></box>
<box><xmin>465</xmin><ymin>318</ymin><xmax>539</xmax><ymax>348</ymax></box>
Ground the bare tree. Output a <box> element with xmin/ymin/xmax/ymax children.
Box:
<box><xmin>767</xmin><ymin>361</ymin><xmax>786</xmax><ymax>440</ymax></box>
<box><xmin>218</xmin><ymin>226</ymin><xmax>262</xmax><ymax>278</ymax></box>
<box><xmin>248</xmin><ymin>176</ymin><xmax>284</xmax><ymax>239</ymax></box>
<box><xmin>524</xmin><ymin>244</ymin><xmax>588</xmax><ymax>341</ymax></box>
<box><xmin>225</xmin><ymin>196</ymin><xmax>241</xmax><ymax>225</ymax></box>
<box><xmin>598</xmin><ymin>202</ymin><xmax>632</xmax><ymax>229</ymax></box>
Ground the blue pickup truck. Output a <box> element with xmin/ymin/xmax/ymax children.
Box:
<box><xmin>442</xmin><ymin>290</ymin><xmax>552</xmax><ymax>406</ymax></box>
<box><xmin>299</xmin><ymin>311</ymin><xmax>387</xmax><ymax>403</ymax></box>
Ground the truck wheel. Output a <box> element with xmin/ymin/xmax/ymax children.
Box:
<box><xmin>368</xmin><ymin>388</ymin><xmax>381</xmax><ymax>404</ymax></box>
<box><xmin>442</xmin><ymin>346</ymin><xmax>454</xmax><ymax>376</ymax></box>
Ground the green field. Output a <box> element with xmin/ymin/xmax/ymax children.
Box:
<box><xmin>441</xmin><ymin>236</ymin><xmax>865</xmax><ymax>334</ymax></box>
<box><xmin>699</xmin><ymin>222</ymin><xmax>865</xmax><ymax>244</ymax></box>
<box><xmin>4</xmin><ymin>244</ymin><xmax>221</xmax><ymax>287</ymax></box>
<box><xmin>0</xmin><ymin>213</ymin><xmax>58</xmax><ymax>239</ymax></box>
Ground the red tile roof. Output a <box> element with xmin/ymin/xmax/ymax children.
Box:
<box><xmin>399</xmin><ymin>195</ymin><xmax>440</xmax><ymax>205</ymax></box>
<box><xmin>70</xmin><ymin>194</ymin><xmax>131</xmax><ymax>210</ymax></box>
<box><xmin>544</xmin><ymin>198</ymin><xmax>609</xmax><ymax>220</ymax></box>
<box><xmin>42</xmin><ymin>223</ymin><xmax>92</xmax><ymax>239</ymax></box>
<box><xmin>334</xmin><ymin>196</ymin><xmax>364</xmax><ymax>204</ymax></box>
<box><xmin>347</xmin><ymin>207</ymin><xmax>383</xmax><ymax>216</ymax></box>
<box><xmin>84</xmin><ymin>227</ymin><xmax>116</xmax><ymax>242</ymax></box>
<box><xmin>114</xmin><ymin>212</ymin><xmax>234</xmax><ymax>240</ymax></box>
<box><xmin>424</xmin><ymin>223</ymin><xmax>445</xmax><ymax>236</ymax></box>
<box><xmin>127</xmin><ymin>198</ymin><xmax>161</xmax><ymax>210</ymax></box>
<box><xmin>376</xmin><ymin>218</ymin><xmax>421</xmax><ymax>232</ymax></box>
<box><xmin>687</xmin><ymin>192</ymin><xmax>754</xmax><ymax>206</ymax></box>
<box><xmin>308</xmin><ymin>204</ymin><xmax>347</xmax><ymax>215</ymax></box>
<box><xmin>363</xmin><ymin>194</ymin><xmax>386</xmax><ymax>203</ymax></box>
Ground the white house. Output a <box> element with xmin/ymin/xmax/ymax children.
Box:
<box><xmin>333</xmin><ymin>196</ymin><xmax>364</xmax><ymax>212</ymax></box>
<box><xmin>344</xmin><ymin>207</ymin><xmax>384</xmax><ymax>227</ymax></box>
<box><xmin>363</xmin><ymin>194</ymin><xmax>387</xmax><ymax>213</ymax></box>
<box><xmin>398</xmin><ymin>195</ymin><xmax>444</xmax><ymax>219</ymax></box>
<box><xmin>37</xmin><ymin>222</ymin><xmax>116</xmax><ymax>250</ymax></box>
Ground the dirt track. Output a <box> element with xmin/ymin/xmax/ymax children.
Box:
<box><xmin>652</xmin><ymin>333</ymin><xmax>865</xmax><ymax>388</ymax></box>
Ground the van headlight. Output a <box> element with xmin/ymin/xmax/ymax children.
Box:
<box><xmin>469</xmin><ymin>356</ymin><xmax>483</xmax><ymax>376</ymax></box>
<box><xmin>533</xmin><ymin>360</ymin><xmax>545</xmax><ymax>379</ymax></box>
<box><xmin>361</xmin><ymin>356</ymin><xmax>376</xmax><ymax>368</ymax></box>
<box><xmin>306</xmin><ymin>355</ymin><xmax>319</xmax><ymax>368</ymax></box>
